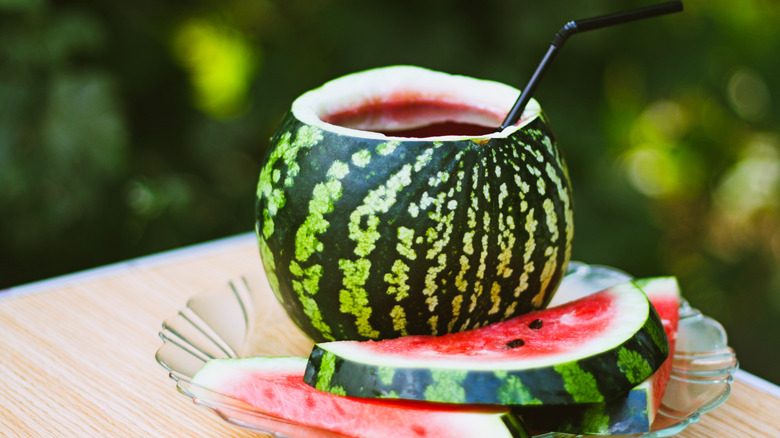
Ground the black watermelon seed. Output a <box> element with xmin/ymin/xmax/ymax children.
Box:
<box><xmin>506</xmin><ymin>338</ymin><xmax>525</xmax><ymax>348</ymax></box>
<box><xmin>529</xmin><ymin>319</ymin><xmax>543</xmax><ymax>329</ymax></box>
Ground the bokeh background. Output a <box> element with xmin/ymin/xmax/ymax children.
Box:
<box><xmin>2</xmin><ymin>0</ymin><xmax>778</xmax><ymax>383</ymax></box>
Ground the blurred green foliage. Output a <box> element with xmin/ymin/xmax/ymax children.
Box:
<box><xmin>1</xmin><ymin>0</ymin><xmax>778</xmax><ymax>382</ymax></box>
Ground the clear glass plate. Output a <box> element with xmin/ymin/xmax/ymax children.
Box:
<box><xmin>156</xmin><ymin>263</ymin><xmax>738</xmax><ymax>438</ymax></box>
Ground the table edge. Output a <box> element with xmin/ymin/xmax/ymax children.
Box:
<box><xmin>734</xmin><ymin>369</ymin><xmax>780</xmax><ymax>398</ymax></box>
<box><xmin>0</xmin><ymin>232</ymin><xmax>257</xmax><ymax>300</ymax></box>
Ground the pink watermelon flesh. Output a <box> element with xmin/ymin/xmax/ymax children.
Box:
<box><xmin>191</xmin><ymin>357</ymin><xmax>525</xmax><ymax>438</ymax></box>
<box><xmin>337</xmin><ymin>284</ymin><xmax>648</xmax><ymax>369</ymax></box>
<box><xmin>643</xmin><ymin>278</ymin><xmax>680</xmax><ymax>419</ymax></box>
<box><xmin>360</xmin><ymin>293</ymin><xmax>614</xmax><ymax>360</ymax></box>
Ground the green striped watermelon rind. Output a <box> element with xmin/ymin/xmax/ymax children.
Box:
<box><xmin>303</xmin><ymin>281</ymin><xmax>669</xmax><ymax>406</ymax></box>
<box><xmin>255</xmin><ymin>66</ymin><xmax>574</xmax><ymax>343</ymax></box>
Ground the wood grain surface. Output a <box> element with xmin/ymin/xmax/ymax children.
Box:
<box><xmin>1</xmin><ymin>234</ymin><xmax>778</xmax><ymax>437</ymax></box>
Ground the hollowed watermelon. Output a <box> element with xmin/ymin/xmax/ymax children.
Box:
<box><xmin>191</xmin><ymin>357</ymin><xmax>530</xmax><ymax>438</ymax></box>
<box><xmin>516</xmin><ymin>276</ymin><xmax>681</xmax><ymax>434</ymax></box>
<box><xmin>304</xmin><ymin>280</ymin><xmax>669</xmax><ymax>405</ymax></box>
<box><xmin>255</xmin><ymin>65</ymin><xmax>574</xmax><ymax>342</ymax></box>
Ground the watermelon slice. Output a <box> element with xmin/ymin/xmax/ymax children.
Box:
<box><xmin>304</xmin><ymin>280</ymin><xmax>669</xmax><ymax>405</ymax></box>
<box><xmin>191</xmin><ymin>357</ymin><xmax>530</xmax><ymax>438</ymax></box>
<box><xmin>517</xmin><ymin>277</ymin><xmax>681</xmax><ymax>434</ymax></box>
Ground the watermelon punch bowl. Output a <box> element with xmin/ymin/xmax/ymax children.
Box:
<box><xmin>255</xmin><ymin>65</ymin><xmax>574</xmax><ymax>343</ymax></box>
<box><xmin>156</xmin><ymin>263</ymin><xmax>738</xmax><ymax>437</ymax></box>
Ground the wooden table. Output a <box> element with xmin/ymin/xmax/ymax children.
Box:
<box><xmin>2</xmin><ymin>233</ymin><xmax>779</xmax><ymax>437</ymax></box>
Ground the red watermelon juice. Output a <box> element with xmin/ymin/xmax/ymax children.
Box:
<box><xmin>324</xmin><ymin>99</ymin><xmax>505</xmax><ymax>138</ymax></box>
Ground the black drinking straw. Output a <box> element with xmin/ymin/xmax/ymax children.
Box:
<box><xmin>498</xmin><ymin>0</ymin><xmax>684</xmax><ymax>131</ymax></box>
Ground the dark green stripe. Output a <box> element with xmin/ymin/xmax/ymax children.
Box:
<box><xmin>501</xmin><ymin>413</ymin><xmax>533</xmax><ymax>438</ymax></box>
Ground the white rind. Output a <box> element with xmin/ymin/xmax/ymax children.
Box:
<box><xmin>291</xmin><ymin>65</ymin><xmax>541</xmax><ymax>141</ymax></box>
<box><xmin>193</xmin><ymin>357</ymin><xmax>306</xmax><ymax>387</ymax></box>
<box><xmin>638</xmin><ymin>277</ymin><xmax>680</xmax><ymax>299</ymax></box>
<box><xmin>320</xmin><ymin>283</ymin><xmax>652</xmax><ymax>371</ymax></box>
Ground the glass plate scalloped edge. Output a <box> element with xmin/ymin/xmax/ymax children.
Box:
<box><xmin>156</xmin><ymin>263</ymin><xmax>738</xmax><ymax>438</ymax></box>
